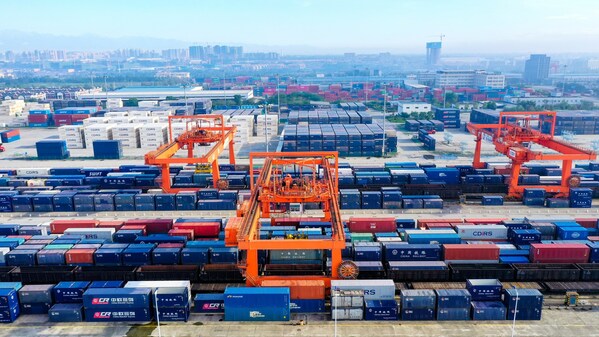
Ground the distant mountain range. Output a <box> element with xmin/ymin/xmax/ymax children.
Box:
<box><xmin>0</xmin><ymin>30</ymin><xmax>191</xmax><ymax>51</ymax></box>
<box><xmin>0</xmin><ymin>30</ymin><xmax>395</xmax><ymax>55</ymax></box>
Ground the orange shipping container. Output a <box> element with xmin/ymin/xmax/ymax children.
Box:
<box><xmin>98</xmin><ymin>221</ymin><xmax>125</xmax><ymax>230</ymax></box>
<box><xmin>464</xmin><ymin>218</ymin><xmax>507</xmax><ymax>225</ymax></box>
<box><xmin>168</xmin><ymin>229</ymin><xmax>194</xmax><ymax>240</ymax></box>
<box><xmin>261</xmin><ymin>280</ymin><xmax>325</xmax><ymax>300</ymax></box>
<box><xmin>417</xmin><ymin>219</ymin><xmax>463</xmax><ymax>227</ymax></box>
<box><xmin>225</xmin><ymin>217</ymin><xmax>243</xmax><ymax>246</ymax></box>
<box><xmin>65</xmin><ymin>248</ymin><xmax>96</xmax><ymax>265</ymax></box>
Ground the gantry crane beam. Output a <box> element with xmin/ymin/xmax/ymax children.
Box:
<box><xmin>144</xmin><ymin>115</ymin><xmax>236</xmax><ymax>193</ymax></box>
<box><xmin>467</xmin><ymin>111</ymin><xmax>596</xmax><ymax>198</ymax></box>
<box><xmin>231</xmin><ymin>152</ymin><xmax>348</xmax><ymax>287</ymax></box>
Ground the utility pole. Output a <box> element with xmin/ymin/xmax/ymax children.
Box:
<box><xmin>264</xmin><ymin>98</ymin><xmax>269</xmax><ymax>152</ymax></box>
<box><xmin>562</xmin><ymin>65</ymin><xmax>568</xmax><ymax>95</ymax></box>
<box><xmin>277</xmin><ymin>74</ymin><xmax>281</xmax><ymax>121</ymax></box>
<box><xmin>382</xmin><ymin>84</ymin><xmax>387</xmax><ymax>156</ymax></box>
<box><xmin>223</xmin><ymin>71</ymin><xmax>227</xmax><ymax>108</ymax></box>
<box><xmin>511</xmin><ymin>286</ymin><xmax>519</xmax><ymax>337</ymax></box>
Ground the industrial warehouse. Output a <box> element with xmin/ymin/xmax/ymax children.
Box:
<box><xmin>1</xmin><ymin>1</ymin><xmax>599</xmax><ymax>336</ymax></box>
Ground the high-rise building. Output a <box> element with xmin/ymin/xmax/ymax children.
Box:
<box><xmin>189</xmin><ymin>45</ymin><xmax>205</xmax><ymax>60</ymax></box>
<box><xmin>524</xmin><ymin>54</ymin><xmax>551</xmax><ymax>84</ymax></box>
<box><xmin>426</xmin><ymin>42</ymin><xmax>442</xmax><ymax>67</ymax></box>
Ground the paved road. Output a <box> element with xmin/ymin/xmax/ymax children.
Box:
<box><xmin>0</xmin><ymin>309</ymin><xmax>596</xmax><ymax>337</ymax></box>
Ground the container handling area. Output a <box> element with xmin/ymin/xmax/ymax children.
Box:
<box><xmin>2</xmin><ymin>108</ymin><xmax>599</xmax><ymax>337</ymax></box>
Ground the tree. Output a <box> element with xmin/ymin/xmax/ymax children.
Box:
<box><xmin>580</xmin><ymin>100</ymin><xmax>594</xmax><ymax>110</ymax></box>
<box><xmin>233</xmin><ymin>95</ymin><xmax>243</xmax><ymax>106</ymax></box>
<box><xmin>123</xmin><ymin>98</ymin><xmax>139</xmax><ymax>107</ymax></box>
<box><xmin>483</xmin><ymin>101</ymin><xmax>497</xmax><ymax>109</ymax></box>
<box><xmin>444</xmin><ymin>92</ymin><xmax>458</xmax><ymax>106</ymax></box>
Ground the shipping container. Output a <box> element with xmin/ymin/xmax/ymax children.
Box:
<box><xmin>194</xmin><ymin>293</ymin><xmax>224</xmax><ymax>313</ymax></box>
<box><xmin>224</xmin><ymin>287</ymin><xmax>290</xmax><ymax>321</ymax></box>
<box><xmin>82</xmin><ymin>287</ymin><xmax>151</xmax><ymax>308</ymax></box>
<box><xmin>466</xmin><ymin>279</ymin><xmax>502</xmax><ymax>301</ymax></box>
<box><xmin>364</xmin><ymin>300</ymin><xmax>398</xmax><ymax>320</ymax></box>
<box><xmin>330</xmin><ymin>280</ymin><xmax>395</xmax><ymax>300</ymax></box>
<box><xmin>49</xmin><ymin>303</ymin><xmax>83</xmax><ymax>322</ymax></box>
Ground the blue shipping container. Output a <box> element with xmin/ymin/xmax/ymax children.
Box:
<box><xmin>224</xmin><ymin>287</ymin><xmax>290</xmax><ymax>321</ymax></box>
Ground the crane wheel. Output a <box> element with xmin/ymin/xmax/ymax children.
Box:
<box><xmin>337</xmin><ymin>260</ymin><xmax>359</xmax><ymax>279</ymax></box>
<box><xmin>567</xmin><ymin>175</ymin><xmax>581</xmax><ymax>187</ymax></box>
<box><xmin>216</xmin><ymin>179</ymin><xmax>229</xmax><ymax>190</ymax></box>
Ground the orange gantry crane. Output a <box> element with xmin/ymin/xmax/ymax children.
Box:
<box><xmin>225</xmin><ymin>151</ymin><xmax>356</xmax><ymax>287</ymax></box>
<box><xmin>466</xmin><ymin>111</ymin><xmax>596</xmax><ymax>199</ymax></box>
<box><xmin>144</xmin><ymin>115</ymin><xmax>236</xmax><ymax>193</ymax></box>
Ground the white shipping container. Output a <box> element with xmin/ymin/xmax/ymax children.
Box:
<box><xmin>82</xmin><ymin>117</ymin><xmax>109</xmax><ymax>125</ymax></box>
<box><xmin>125</xmin><ymin>280</ymin><xmax>191</xmax><ymax>301</ymax></box>
<box><xmin>138</xmin><ymin>100</ymin><xmax>159</xmax><ymax>107</ymax></box>
<box><xmin>150</xmin><ymin>110</ymin><xmax>173</xmax><ymax>117</ymax></box>
<box><xmin>104</xmin><ymin>111</ymin><xmax>128</xmax><ymax>118</ymax></box>
<box><xmin>108</xmin><ymin>117</ymin><xmax>132</xmax><ymax>124</ymax></box>
<box><xmin>63</xmin><ymin>228</ymin><xmax>115</xmax><ymax>241</ymax></box>
<box><xmin>332</xmin><ymin>308</ymin><xmax>363</xmax><ymax>320</ymax></box>
<box><xmin>455</xmin><ymin>225</ymin><xmax>508</xmax><ymax>240</ymax></box>
<box><xmin>16</xmin><ymin>168</ymin><xmax>51</xmax><ymax>176</ymax></box>
<box><xmin>129</xmin><ymin>110</ymin><xmax>151</xmax><ymax>117</ymax></box>
<box><xmin>330</xmin><ymin>280</ymin><xmax>395</xmax><ymax>300</ymax></box>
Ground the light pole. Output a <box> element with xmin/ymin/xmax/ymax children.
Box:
<box><xmin>155</xmin><ymin>290</ymin><xmax>162</xmax><ymax>337</ymax></box>
<box><xmin>562</xmin><ymin>65</ymin><xmax>568</xmax><ymax>95</ymax></box>
<box><xmin>277</xmin><ymin>74</ymin><xmax>281</xmax><ymax>121</ymax></box>
<box><xmin>333</xmin><ymin>287</ymin><xmax>338</xmax><ymax>337</ymax></box>
<box><xmin>382</xmin><ymin>84</ymin><xmax>387</xmax><ymax>156</ymax></box>
<box><xmin>511</xmin><ymin>286</ymin><xmax>519</xmax><ymax>337</ymax></box>
<box><xmin>264</xmin><ymin>99</ymin><xmax>269</xmax><ymax>152</ymax></box>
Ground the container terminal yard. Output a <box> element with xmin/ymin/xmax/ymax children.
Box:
<box><xmin>1</xmin><ymin>95</ymin><xmax>599</xmax><ymax>337</ymax></box>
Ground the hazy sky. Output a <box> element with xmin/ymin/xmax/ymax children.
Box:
<box><xmin>2</xmin><ymin>0</ymin><xmax>599</xmax><ymax>53</ymax></box>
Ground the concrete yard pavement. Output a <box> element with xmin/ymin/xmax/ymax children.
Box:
<box><xmin>0</xmin><ymin>309</ymin><xmax>597</xmax><ymax>337</ymax></box>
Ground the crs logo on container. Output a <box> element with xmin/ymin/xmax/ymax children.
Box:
<box><xmin>571</xmin><ymin>232</ymin><xmax>581</xmax><ymax>239</ymax></box>
<box><xmin>91</xmin><ymin>298</ymin><xmax>110</xmax><ymax>305</ymax></box>
<box><xmin>93</xmin><ymin>312</ymin><xmax>112</xmax><ymax>319</ymax></box>
<box><xmin>202</xmin><ymin>303</ymin><xmax>224</xmax><ymax>310</ymax></box>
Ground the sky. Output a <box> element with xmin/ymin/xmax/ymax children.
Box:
<box><xmin>1</xmin><ymin>0</ymin><xmax>599</xmax><ymax>54</ymax></box>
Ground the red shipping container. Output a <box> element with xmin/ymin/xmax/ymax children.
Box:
<box><xmin>70</xmin><ymin>114</ymin><xmax>90</xmax><ymax>123</ymax></box>
<box><xmin>261</xmin><ymin>280</ymin><xmax>325</xmax><ymax>300</ymax></box>
<box><xmin>443</xmin><ymin>244</ymin><xmax>499</xmax><ymax>261</ymax></box>
<box><xmin>124</xmin><ymin>219</ymin><xmax>172</xmax><ymax>234</ymax></box>
<box><xmin>98</xmin><ymin>221</ymin><xmax>124</xmax><ymax>231</ymax></box>
<box><xmin>50</xmin><ymin>220</ymin><xmax>99</xmax><ymax>234</ymax></box>
<box><xmin>530</xmin><ymin>243</ymin><xmax>590</xmax><ymax>263</ymax></box>
<box><xmin>120</xmin><ymin>225</ymin><xmax>147</xmax><ymax>235</ymax></box>
<box><xmin>65</xmin><ymin>248</ymin><xmax>96</xmax><ymax>265</ymax></box>
<box><xmin>6</xmin><ymin>235</ymin><xmax>32</xmax><ymax>240</ymax></box>
<box><xmin>157</xmin><ymin>243</ymin><xmax>184</xmax><ymax>248</ymax></box>
<box><xmin>588</xmin><ymin>236</ymin><xmax>599</xmax><ymax>242</ymax></box>
<box><xmin>3</xmin><ymin>129</ymin><xmax>19</xmax><ymax>137</ymax></box>
<box><xmin>464</xmin><ymin>218</ymin><xmax>506</xmax><ymax>225</ymax></box>
<box><xmin>271</xmin><ymin>217</ymin><xmax>320</xmax><ymax>227</ymax></box>
<box><xmin>28</xmin><ymin>114</ymin><xmax>49</xmax><ymax>123</ymax></box>
<box><xmin>425</xmin><ymin>223</ymin><xmax>452</xmax><ymax>230</ymax></box>
<box><xmin>574</xmin><ymin>218</ymin><xmax>597</xmax><ymax>229</ymax></box>
<box><xmin>173</xmin><ymin>222</ymin><xmax>220</xmax><ymax>237</ymax></box>
<box><xmin>347</xmin><ymin>217</ymin><xmax>396</xmax><ymax>233</ymax></box>
<box><xmin>168</xmin><ymin>229</ymin><xmax>195</xmax><ymax>241</ymax></box>
<box><xmin>54</xmin><ymin>115</ymin><xmax>73</xmax><ymax>126</ymax></box>
<box><xmin>417</xmin><ymin>219</ymin><xmax>463</xmax><ymax>227</ymax></box>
